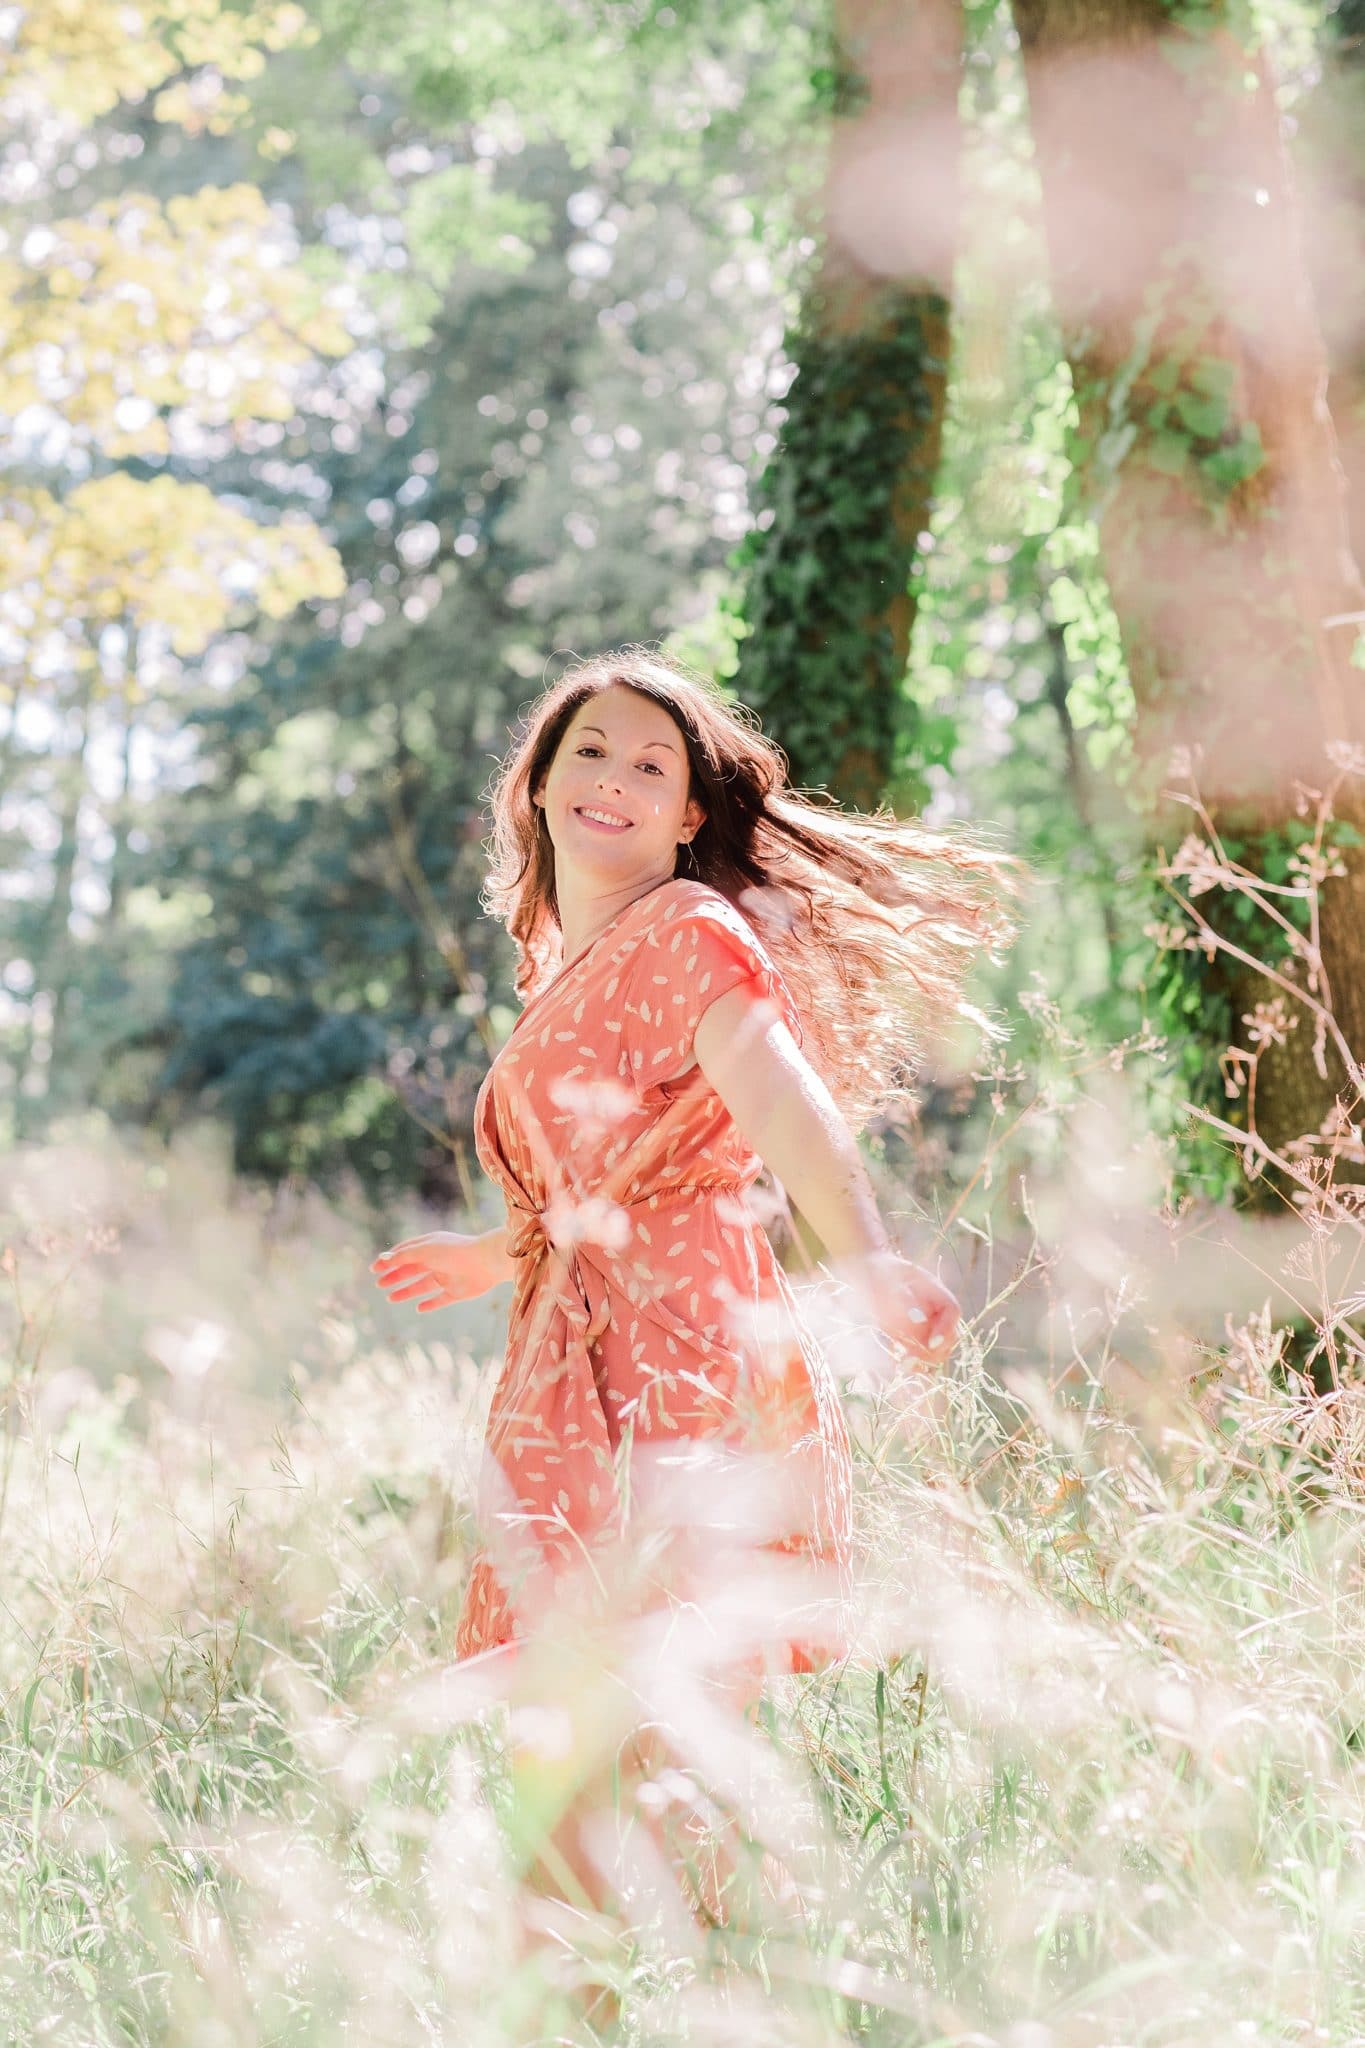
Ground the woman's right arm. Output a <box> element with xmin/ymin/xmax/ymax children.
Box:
<box><xmin>694</xmin><ymin>987</ymin><xmax>961</xmax><ymax>1362</ymax></box>
<box><xmin>371</xmin><ymin>1218</ymin><xmax>515</xmax><ymax>1312</ymax></box>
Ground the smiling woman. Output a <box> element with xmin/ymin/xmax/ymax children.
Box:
<box><xmin>532</xmin><ymin>686</ymin><xmax>706</xmax><ymax>967</ymax></box>
<box><xmin>370</xmin><ymin>643</ymin><xmax>1016</xmax><ymax>1950</ymax></box>
<box><xmin>373</xmin><ymin>643</ymin><xmax>1019</xmax><ymax>1645</ymax></box>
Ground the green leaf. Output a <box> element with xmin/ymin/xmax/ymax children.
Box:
<box><xmin>1190</xmin><ymin>356</ymin><xmax>1237</xmax><ymax>401</ymax></box>
<box><xmin>1049</xmin><ymin>574</ymin><xmax>1085</xmax><ymax>624</ymax></box>
<box><xmin>1148</xmin><ymin>431</ymin><xmax>1190</xmax><ymax>476</ymax></box>
<box><xmin>1175</xmin><ymin>392</ymin><xmax>1229</xmax><ymax>441</ymax></box>
<box><xmin>1201</xmin><ymin>426</ymin><xmax>1265</xmax><ymax>490</ymax></box>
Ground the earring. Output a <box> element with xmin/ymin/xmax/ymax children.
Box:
<box><xmin>680</xmin><ymin>838</ymin><xmax>700</xmax><ymax>875</ymax></box>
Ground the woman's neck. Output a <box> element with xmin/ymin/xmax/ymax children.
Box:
<box><xmin>555</xmin><ymin>866</ymin><xmax>675</xmax><ymax>968</ymax></box>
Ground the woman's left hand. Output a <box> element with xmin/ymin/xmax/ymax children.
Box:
<box><xmin>840</xmin><ymin>1247</ymin><xmax>962</xmax><ymax>1366</ymax></box>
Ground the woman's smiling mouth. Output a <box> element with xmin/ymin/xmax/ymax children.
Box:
<box><xmin>575</xmin><ymin>806</ymin><xmax>633</xmax><ymax>830</ymax></box>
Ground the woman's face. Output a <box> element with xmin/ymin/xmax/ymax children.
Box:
<box><xmin>534</xmin><ymin>685</ymin><xmax>705</xmax><ymax>890</ymax></box>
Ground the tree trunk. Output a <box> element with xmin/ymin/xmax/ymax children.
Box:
<box><xmin>1013</xmin><ymin>0</ymin><xmax>1365</xmax><ymax>1173</ymax></box>
<box><xmin>106</xmin><ymin>684</ymin><xmax>135</xmax><ymax>930</ymax></box>
<box><xmin>15</xmin><ymin>697</ymin><xmax>92</xmax><ymax>1141</ymax></box>
<box><xmin>1302</xmin><ymin>5</ymin><xmax>1365</xmax><ymax>599</ymax></box>
<box><xmin>736</xmin><ymin>0</ymin><xmax>962</xmax><ymax>812</ymax></box>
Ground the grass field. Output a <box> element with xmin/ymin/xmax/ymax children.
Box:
<box><xmin>4</xmin><ymin>1109</ymin><xmax>1365</xmax><ymax>2046</ymax></box>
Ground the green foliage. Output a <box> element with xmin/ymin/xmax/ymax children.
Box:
<box><xmin>898</xmin><ymin>5</ymin><xmax>1147</xmax><ymax>1057</ymax></box>
<box><xmin>11</xmin><ymin>0</ymin><xmax>1356</xmax><ymax>1211</ymax></box>
<box><xmin>402</xmin><ymin>163</ymin><xmax>551</xmax><ymax>285</ymax></box>
<box><xmin>731</xmin><ymin>288</ymin><xmax>952</xmax><ymax>807</ymax></box>
<box><xmin>1139</xmin><ymin>814</ymin><xmax>1362</xmax><ymax>1202</ymax></box>
<box><xmin>136</xmin><ymin>123</ymin><xmax>805</xmax><ymax>1193</ymax></box>
<box><xmin>2</xmin><ymin>0</ymin><xmax>832</xmax><ymax>1190</ymax></box>
<box><xmin>243</xmin><ymin>0</ymin><xmax>828</xmax><ymax>282</ymax></box>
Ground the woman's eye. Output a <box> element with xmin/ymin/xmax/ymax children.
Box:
<box><xmin>575</xmin><ymin>745</ymin><xmax>663</xmax><ymax>775</ymax></box>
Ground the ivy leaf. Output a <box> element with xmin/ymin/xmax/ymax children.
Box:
<box><xmin>1190</xmin><ymin>356</ymin><xmax>1237</xmax><ymax>401</ymax></box>
<box><xmin>1148</xmin><ymin>431</ymin><xmax>1190</xmax><ymax>476</ymax></box>
<box><xmin>1201</xmin><ymin>426</ymin><xmax>1265</xmax><ymax>490</ymax></box>
<box><xmin>1175</xmin><ymin>392</ymin><xmax>1229</xmax><ymax>440</ymax></box>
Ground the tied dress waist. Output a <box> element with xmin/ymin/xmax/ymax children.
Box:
<box><xmin>456</xmin><ymin>1180</ymin><xmax>762</xmax><ymax>1652</ymax></box>
<box><xmin>502</xmin><ymin>1179</ymin><xmax>750</xmax><ymax>1350</ymax></box>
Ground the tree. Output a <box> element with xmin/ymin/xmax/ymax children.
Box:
<box><xmin>1299</xmin><ymin>0</ymin><xmax>1365</xmax><ymax>570</ymax></box>
<box><xmin>1011</xmin><ymin>0</ymin><xmax>1365</xmax><ymax>1176</ymax></box>
<box><xmin>736</xmin><ymin>0</ymin><xmax>965</xmax><ymax>811</ymax></box>
<box><xmin>136</xmin><ymin>20</ymin><xmax>818</xmax><ymax>1197</ymax></box>
<box><xmin>0</xmin><ymin>7</ymin><xmax>350</xmax><ymax>1141</ymax></box>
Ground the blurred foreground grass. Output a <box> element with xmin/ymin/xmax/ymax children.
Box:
<box><xmin>3</xmin><ymin>1115</ymin><xmax>1365</xmax><ymax>2045</ymax></box>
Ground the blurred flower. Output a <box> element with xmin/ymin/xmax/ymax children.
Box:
<box><xmin>144</xmin><ymin>1317</ymin><xmax>231</xmax><ymax>1381</ymax></box>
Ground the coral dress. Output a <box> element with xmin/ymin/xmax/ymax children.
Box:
<box><xmin>454</xmin><ymin>877</ymin><xmax>855</xmax><ymax>1674</ymax></box>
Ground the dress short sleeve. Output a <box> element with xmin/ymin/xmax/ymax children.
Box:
<box><xmin>621</xmin><ymin>885</ymin><xmax>804</xmax><ymax>1090</ymax></box>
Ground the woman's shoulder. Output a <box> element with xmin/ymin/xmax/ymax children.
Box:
<box><xmin>649</xmin><ymin>878</ymin><xmax>751</xmax><ymax>929</ymax></box>
<box><xmin>634</xmin><ymin>876</ymin><xmax>803</xmax><ymax>1040</ymax></box>
<box><xmin>642</xmin><ymin>878</ymin><xmax>785</xmax><ymax>967</ymax></box>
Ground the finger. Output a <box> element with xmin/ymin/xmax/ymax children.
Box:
<box><xmin>389</xmin><ymin>1283</ymin><xmax>452</xmax><ymax>1314</ymax></box>
<box><xmin>926</xmin><ymin>1307</ymin><xmax>959</xmax><ymax>1355</ymax></box>
<box><xmin>385</xmin><ymin>1275</ymin><xmax>440</xmax><ymax>1302</ymax></box>
<box><xmin>372</xmin><ymin>1246</ymin><xmax>423</xmax><ymax>1271</ymax></box>
<box><xmin>375</xmin><ymin>1236</ymin><xmax>434</xmax><ymax>1262</ymax></box>
<box><xmin>909</xmin><ymin>1309</ymin><xmax>949</xmax><ymax>1359</ymax></box>
<box><xmin>373</xmin><ymin>1264</ymin><xmax>418</xmax><ymax>1289</ymax></box>
<box><xmin>416</xmin><ymin>1290</ymin><xmax>458</xmax><ymax>1313</ymax></box>
<box><xmin>378</xmin><ymin>1258</ymin><xmax>431</xmax><ymax>1284</ymax></box>
<box><xmin>886</xmin><ymin>1320</ymin><xmax>930</xmax><ymax>1362</ymax></box>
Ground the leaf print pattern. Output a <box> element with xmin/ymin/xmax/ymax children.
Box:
<box><xmin>454</xmin><ymin>878</ymin><xmax>855</xmax><ymax>1673</ymax></box>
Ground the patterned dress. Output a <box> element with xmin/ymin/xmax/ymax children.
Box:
<box><xmin>454</xmin><ymin>877</ymin><xmax>855</xmax><ymax>1673</ymax></box>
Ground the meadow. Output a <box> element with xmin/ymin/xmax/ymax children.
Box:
<box><xmin>9</xmin><ymin>0</ymin><xmax>1365</xmax><ymax>2038</ymax></box>
<box><xmin>6</xmin><ymin>986</ymin><xmax>1364</xmax><ymax>2045</ymax></box>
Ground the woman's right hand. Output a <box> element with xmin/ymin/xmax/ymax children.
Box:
<box><xmin>837</xmin><ymin>1247</ymin><xmax>962</xmax><ymax>1367</ymax></box>
<box><xmin>370</xmin><ymin>1229</ymin><xmax>508</xmax><ymax>1313</ymax></box>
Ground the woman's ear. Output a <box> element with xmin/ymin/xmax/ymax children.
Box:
<box><xmin>683</xmin><ymin>797</ymin><xmax>706</xmax><ymax>840</ymax></box>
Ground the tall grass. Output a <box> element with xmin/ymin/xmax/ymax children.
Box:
<box><xmin>6</xmin><ymin>824</ymin><xmax>1365</xmax><ymax>2045</ymax></box>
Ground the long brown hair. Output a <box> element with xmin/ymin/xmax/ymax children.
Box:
<box><xmin>482</xmin><ymin>646</ymin><xmax>1019</xmax><ymax>1132</ymax></box>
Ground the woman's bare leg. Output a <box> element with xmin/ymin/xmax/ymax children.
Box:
<box><xmin>501</xmin><ymin>1642</ymin><xmax>808</xmax><ymax>2033</ymax></box>
<box><xmin>510</xmin><ymin>1742</ymin><xmax>627</xmax><ymax>2040</ymax></box>
<box><xmin>617</xmin><ymin>1665</ymin><xmax>809</xmax><ymax>1942</ymax></box>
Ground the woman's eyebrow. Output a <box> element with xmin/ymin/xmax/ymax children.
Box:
<box><xmin>576</xmin><ymin>724</ymin><xmax>679</xmax><ymax>755</ymax></box>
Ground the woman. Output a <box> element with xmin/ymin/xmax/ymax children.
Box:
<box><xmin>371</xmin><ymin>647</ymin><xmax>1012</xmax><ymax>1968</ymax></box>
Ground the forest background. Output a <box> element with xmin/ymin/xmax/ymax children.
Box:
<box><xmin>9</xmin><ymin>0</ymin><xmax>1365</xmax><ymax>2042</ymax></box>
<box><xmin>19</xmin><ymin>0</ymin><xmax>1348</xmax><ymax>1207</ymax></box>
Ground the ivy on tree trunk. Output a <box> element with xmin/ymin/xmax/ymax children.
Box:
<box><xmin>735</xmin><ymin>0</ymin><xmax>963</xmax><ymax>814</ymax></box>
<box><xmin>1014</xmin><ymin>0</ymin><xmax>1365</xmax><ymax>1182</ymax></box>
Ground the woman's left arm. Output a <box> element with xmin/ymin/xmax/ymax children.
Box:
<box><xmin>694</xmin><ymin>988</ymin><xmax>960</xmax><ymax>1361</ymax></box>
